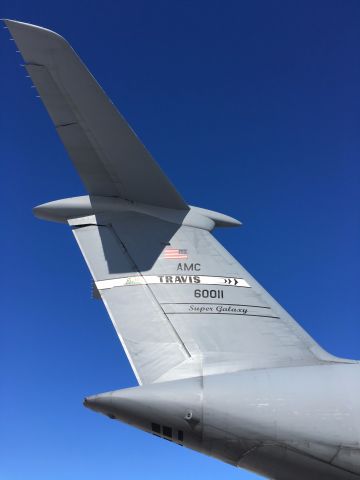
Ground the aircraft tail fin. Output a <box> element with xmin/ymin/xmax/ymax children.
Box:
<box><xmin>66</xmin><ymin>205</ymin><xmax>342</xmax><ymax>385</ymax></box>
<box><xmin>7</xmin><ymin>20</ymin><xmax>346</xmax><ymax>386</ymax></box>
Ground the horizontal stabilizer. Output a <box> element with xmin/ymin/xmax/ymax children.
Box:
<box><xmin>5</xmin><ymin>19</ymin><xmax>187</xmax><ymax>209</ymax></box>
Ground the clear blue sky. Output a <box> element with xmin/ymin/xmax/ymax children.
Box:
<box><xmin>1</xmin><ymin>1</ymin><xmax>359</xmax><ymax>479</ymax></box>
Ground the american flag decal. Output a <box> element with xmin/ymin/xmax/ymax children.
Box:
<box><xmin>162</xmin><ymin>248</ymin><xmax>188</xmax><ymax>259</ymax></box>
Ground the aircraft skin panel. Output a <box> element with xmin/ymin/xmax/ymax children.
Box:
<box><xmin>4</xmin><ymin>19</ymin><xmax>187</xmax><ymax>210</ymax></box>
<box><xmin>68</xmin><ymin>210</ymin><xmax>338</xmax><ymax>385</ymax></box>
<box><xmin>70</xmin><ymin>216</ymin><xmax>190</xmax><ymax>384</ymax></box>
<box><xmin>239</xmin><ymin>443</ymin><xmax>360</xmax><ymax>480</ymax></box>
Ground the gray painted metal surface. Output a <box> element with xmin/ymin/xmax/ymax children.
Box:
<box><xmin>4</xmin><ymin>20</ymin><xmax>186</xmax><ymax>209</ymax></box>
<box><xmin>5</xmin><ymin>19</ymin><xmax>359</xmax><ymax>480</ymax></box>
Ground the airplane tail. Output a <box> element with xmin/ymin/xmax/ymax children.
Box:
<box><xmin>5</xmin><ymin>19</ymin><xmax>345</xmax><ymax>386</ymax></box>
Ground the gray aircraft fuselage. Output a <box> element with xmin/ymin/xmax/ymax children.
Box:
<box><xmin>85</xmin><ymin>362</ymin><xmax>360</xmax><ymax>479</ymax></box>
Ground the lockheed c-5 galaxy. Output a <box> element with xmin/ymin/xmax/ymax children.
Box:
<box><xmin>5</xmin><ymin>19</ymin><xmax>360</xmax><ymax>480</ymax></box>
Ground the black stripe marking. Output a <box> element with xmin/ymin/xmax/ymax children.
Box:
<box><xmin>161</xmin><ymin>302</ymin><xmax>271</xmax><ymax>309</ymax></box>
<box><xmin>168</xmin><ymin>313</ymin><xmax>280</xmax><ymax>319</ymax></box>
